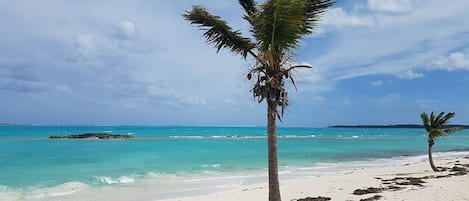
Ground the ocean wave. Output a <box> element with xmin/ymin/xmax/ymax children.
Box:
<box><xmin>95</xmin><ymin>176</ymin><xmax>136</xmax><ymax>185</ymax></box>
<box><xmin>199</xmin><ymin>164</ymin><xmax>221</xmax><ymax>168</ymax></box>
<box><xmin>165</xmin><ymin>135</ymin><xmax>324</xmax><ymax>140</ymax></box>
<box><xmin>0</xmin><ymin>185</ymin><xmax>19</xmax><ymax>201</ymax></box>
<box><xmin>158</xmin><ymin>134</ymin><xmax>396</xmax><ymax>140</ymax></box>
<box><xmin>24</xmin><ymin>182</ymin><xmax>89</xmax><ymax>199</ymax></box>
<box><xmin>279</xmin><ymin>135</ymin><xmax>316</xmax><ymax>139</ymax></box>
<box><xmin>169</xmin><ymin>135</ymin><xmax>204</xmax><ymax>139</ymax></box>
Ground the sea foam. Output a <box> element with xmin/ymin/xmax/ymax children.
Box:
<box><xmin>96</xmin><ymin>176</ymin><xmax>136</xmax><ymax>185</ymax></box>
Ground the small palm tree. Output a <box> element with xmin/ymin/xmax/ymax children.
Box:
<box><xmin>420</xmin><ymin>112</ymin><xmax>463</xmax><ymax>172</ymax></box>
<box><xmin>184</xmin><ymin>1</ymin><xmax>334</xmax><ymax>200</ymax></box>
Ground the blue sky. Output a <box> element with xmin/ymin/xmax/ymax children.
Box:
<box><xmin>1</xmin><ymin>0</ymin><xmax>469</xmax><ymax>127</ymax></box>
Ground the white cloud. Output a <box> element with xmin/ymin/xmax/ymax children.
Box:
<box><xmin>74</xmin><ymin>34</ymin><xmax>99</xmax><ymax>58</ymax></box>
<box><xmin>370</xmin><ymin>80</ymin><xmax>384</xmax><ymax>86</ymax></box>
<box><xmin>110</xmin><ymin>21</ymin><xmax>137</xmax><ymax>40</ymax></box>
<box><xmin>222</xmin><ymin>98</ymin><xmax>236</xmax><ymax>106</ymax></box>
<box><xmin>0</xmin><ymin>58</ymin><xmax>49</xmax><ymax>93</ymax></box>
<box><xmin>55</xmin><ymin>84</ymin><xmax>74</xmax><ymax>95</ymax></box>
<box><xmin>343</xmin><ymin>99</ymin><xmax>351</xmax><ymax>105</ymax></box>
<box><xmin>431</xmin><ymin>49</ymin><xmax>469</xmax><ymax>71</ymax></box>
<box><xmin>379</xmin><ymin>93</ymin><xmax>400</xmax><ymax>103</ymax></box>
<box><xmin>367</xmin><ymin>0</ymin><xmax>414</xmax><ymax>13</ymax></box>
<box><xmin>2</xmin><ymin>0</ymin><xmax>469</xmax><ymax>125</ymax></box>
<box><xmin>309</xmin><ymin>0</ymin><xmax>469</xmax><ymax>83</ymax></box>
<box><xmin>0</xmin><ymin>78</ymin><xmax>48</xmax><ymax>93</ymax></box>
<box><xmin>319</xmin><ymin>7</ymin><xmax>375</xmax><ymax>32</ymax></box>
<box><xmin>144</xmin><ymin>82</ymin><xmax>207</xmax><ymax>107</ymax></box>
<box><xmin>398</xmin><ymin>70</ymin><xmax>424</xmax><ymax>80</ymax></box>
<box><xmin>311</xmin><ymin>96</ymin><xmax>326</xmax><ymax>104</ymax></box>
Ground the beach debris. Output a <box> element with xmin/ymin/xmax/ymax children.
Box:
<box><xmin>359</xmin><ymin>195</ymin><xmax>382</xmax><ymax>201</ymax></box>
<box><xmin>438</xmin><ymin>166</ymin><xmax>449</xmax><ymax>171</ymax></box>
<box><xmin>386</xmin><ymin>185</ymin><xmax>403</xmax><ymax>191</ymax></box>
<box><xmin>380</xmin><ymin>176</ymin><xmax>427</xmax><ymax>187</ymax></box>
<box><xmin>353</xmin><ymin>187</ymin><xmax>383</xmax><ymax>195</ymax></box>
<box><xmin>395</xmin><ymin>177</ymin><xmax>426</xmax><ymax>186</ymax></box>
<box><xmin>449</xmin><ymin>166</ymin><xmax>466</xmax><ymax>172</ymax></box>
<box><xmin>50</xmin><ymin>133</ymin><xmax>133</xmax><ymax>139</ymax></box>
<box><xmin>349</xmin><ymin>162</ymin><xmax>469</xmax><ymax>200</ymax></box>
<box><xmin>296</xmin><ymin>196</ymin><xmax>331</xmax><ymax>201</ymax></box>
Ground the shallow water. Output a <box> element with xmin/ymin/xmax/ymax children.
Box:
<box><xmin>1</xmin><ymin>126</ymin><xmax>468</xmax><ymax>199</ymax></box>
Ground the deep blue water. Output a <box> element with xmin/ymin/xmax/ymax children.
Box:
<box><xmin>1</xmin><ymin>126</ymin><xmax>468</xmax><ymax>191</ymax></box>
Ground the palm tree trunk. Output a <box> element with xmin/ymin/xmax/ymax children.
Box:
<box><xmin>267</xmin><ymin>101</ymin><xmax>281</xmax><ymax>201</ymax></box>
<box><xmin>428</xmin><ymin>142</ymin><xmax>439</xmax><ymax>172</ymax></box>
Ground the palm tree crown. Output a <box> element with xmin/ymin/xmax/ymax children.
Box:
<box><xmin>184</xmin><ymin>0</ymin><xmax>334</xmax><ymax>119</ymax></box>
<box><xmin>421</xmin><ymin>112</ymin><xmax>462</xmax><ymax>144</ymax></box>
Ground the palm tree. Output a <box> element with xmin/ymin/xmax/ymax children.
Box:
<box><xmin>183</xmin><ymin>1</ymin><xmax>334</xmax><ymax>200</ymax></box>
<box><xmin>420</xmin><ymin>112</ymin><xmax>463</xmax><ymax>172</ymax></box>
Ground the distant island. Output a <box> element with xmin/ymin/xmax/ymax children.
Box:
<box><xmin>329</xmin><ymin>124</ymin><xmax>469</xmax><ymax>129</ymax></box>
<box><xmin>0</xmin><ymin>123</ymin><xmax>16</xmax><ymax>126</ymax></box>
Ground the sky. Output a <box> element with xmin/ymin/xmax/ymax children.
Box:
<box><xmin>1</xmin><ymin>0</ymin><xmax>469</xmax><ymax>127</ymax></box>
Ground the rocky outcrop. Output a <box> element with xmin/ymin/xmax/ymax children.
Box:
<box><xmin>50</xmin><ymin>133</ymin><xmax>133</xmax><ymax>139</ymax></box>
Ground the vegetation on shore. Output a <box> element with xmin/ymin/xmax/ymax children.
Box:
<box><xmin>420</xmin><ymin>112</ymin><xmax>463</xmax><ymax>171</ymax></box>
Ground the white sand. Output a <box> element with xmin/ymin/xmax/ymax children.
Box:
<box><xmin>160</xmin><ymin>156</ymin><xmax>469</xmax><ymax>201</ymax></box>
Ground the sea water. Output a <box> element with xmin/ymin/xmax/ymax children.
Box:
<box><xmin>1</xmin><ymin>126</ymin><xmax>469</xmax><ymax>200</ymax></box>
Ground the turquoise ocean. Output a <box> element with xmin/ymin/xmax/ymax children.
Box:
<box><xmin>1</xmin><ymin>126</ymin><xmax>469</xmax><ymax>200</ymax></box>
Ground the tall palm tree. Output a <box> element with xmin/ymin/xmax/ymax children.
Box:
<box><xmin>183</xmin><ymin>1</ymin><xmax>334</xmax><ymax>200</ymax></box>
<box><xmin>420</xmin><ymin>112</ymin><xmax>463</xmax><ymax>172</ymax></box>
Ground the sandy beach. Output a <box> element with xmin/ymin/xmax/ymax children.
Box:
<box><xmin>2</xmin><ymin>154</ymin><xmax>469</xmax><ymax>201</ymax></box>
<box><xmin>161</xmin><ymin>155</ymin><xmax>469</xmax><ymax>201</ymax></box>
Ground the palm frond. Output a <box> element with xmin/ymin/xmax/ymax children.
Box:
<box><xmin>256</xmin><ymin>0</ymin><xmax>309</xmax><ymax>52</ymax></box>
<box><xmin>302</xmin><ymin>0</ymin><xmax>335</xmax><ymax>34</ymax></box>
<box><xmin>437</xmin><ymin>112</ymin><xmax>455</xmax><ymax>128</ymax></box>
<box><xmin>421</xmin><ymin>112</ymin><xmax>431</xmax><ymax>132</ymax></box>
<box><xmin>255</xmin><ymin>0</ymin><xmax>333</xmax><ymax>53</ymax></box>
<box><xmin>183</xmin><ymin>6</ymin><xmax>256</xmax><ymax>58</ymax></box>
<box><xmin>239</xmin><ymin>0</ymin><xmax>258</xmax><ymax>17</ymax></box>
<box><xmin>430</xmin><ymin>111</ymin><xmax>435</xmax><ymax>126</ymax></box>
<box><xmin>444</xmin><ymin>126</ymin><xmax>464</xmax><ymax>135</ymax></box>
<box><xmin>434</xmin><ymin>112</ymin><xmax>445</xmax><ymax>126</ymax></box>
<box><xmin>422</xmin><ymin>111</ymin><xmax>462</xmax><ymax>139</ymax></box>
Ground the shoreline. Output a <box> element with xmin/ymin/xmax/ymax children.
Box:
<box><xmin>161</xmin><ymin>154</ymin><xmax>469</xmax><ymax>201</ymax></box>
<box><xmin>2</xmin><ymin>151</ymin><xmax>469</xmax><ymax>201</ymax></box>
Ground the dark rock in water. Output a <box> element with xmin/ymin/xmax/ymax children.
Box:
<box><xmin>360</xmin><ymin>195</ymin><xmax>382</xmax><ymax>201</ymax></box>
<box><xmin>353</xmin><ymin>187</ymin><xmax>383</xmax><ymax>195</ymax></box>
<box><xmin>50</xmin><ymin>133</ymin><xmax>133</xmax><ymax>139</ymax></box>
<box><xmin>297</xmin><ymin>196</ymin><xmax>331</xmax><ymax>201</ymax></box>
